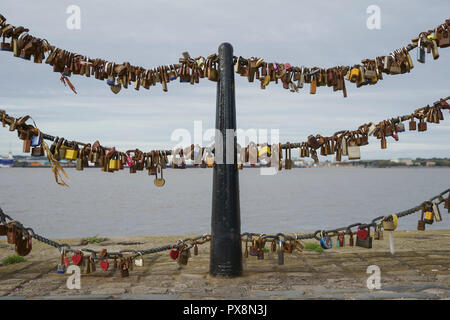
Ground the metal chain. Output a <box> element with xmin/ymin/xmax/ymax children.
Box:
<box><xmin>1</xmin><ymin>189</ymin><xmax>447</xmax><ymax>258</ymax></box>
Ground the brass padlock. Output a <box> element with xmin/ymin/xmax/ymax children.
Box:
<box><xmin>418</xmin><ymin>206</ymin><xmax>426</xmax><ymax>231</ymax></box>
<box><xmin>76</xmin><ymin>148</ymin><xmax>84</xmax><ymax>171</ymax></box>
<box><xmin>177</xmin><ymin>247</ymin><xmax>190</xmax><ymax>266</ymax></box>
<box><xmin>432</xmin><ymin>202</ymin><xmax>442</xmax><ymax>222</ymax></box>
<box><xmin>120</xmin><ymin>259</ymin><xmax>129</xmax><ymax>278</ymax></box>
<box><xmin>382</xmin><ymin>215</ymin><xmax>397</xmax><ymax>231</ymax></box>
<box><xmin>154</xmin><ymin>163</ymin><xmax>165</xmax><ymax>187</ymax></box>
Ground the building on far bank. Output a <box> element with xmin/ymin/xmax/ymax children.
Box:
<box><xmin>392</xmin><ymin>158</ymin><xmax>413</xmax><ymax>166</ymax></box>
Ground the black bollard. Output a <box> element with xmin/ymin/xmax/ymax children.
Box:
<box><xmin>210</xmin><ymin>43</ymin><xmax>242</xmax><ymax>277</ymax></box>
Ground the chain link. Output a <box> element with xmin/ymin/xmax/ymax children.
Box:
<box><xmin>1</xmin><ymin>188</ymin><xmax>447</xmax><ymax>258</ymax></box>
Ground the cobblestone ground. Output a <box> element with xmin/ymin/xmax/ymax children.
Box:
<box><xmin>0</xmin><ymin>230</ymin><xmax>449</xmax><ymax>300</ymax></box>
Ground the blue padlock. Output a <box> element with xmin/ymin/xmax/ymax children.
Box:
<box><xmin>30</xmin><ymin>135</ymin><xmax>42</xmax><ymax>147</ymax></box>
<box><xmin>417</xmin><ymin>39</ymin><xmax>426</xmax><ymax>63</ymax></box>
<box><xmin>396</xmin><ymin>118</ymin><xmax>405</xmax><ymax>133</ymax></box>
<box><xmin>106</xmin><ymin>76</ymin><xmax>116</xmax><ymax>86</ymax></box>
<box><xmin>319</xmin><ymin>232</ymin><xmax>332</xmax><ymax>250</ymax></box>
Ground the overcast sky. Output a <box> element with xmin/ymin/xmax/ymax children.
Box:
<box><xmin>0</xmin><ymin>0</ymin><xmax>449</xmax><ymax>160</ymax></box>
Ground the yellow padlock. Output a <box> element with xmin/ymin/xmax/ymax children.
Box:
<box><xmin>349</xmin><ymin>67</ymin><xmax>360</xmax><ymax>83</ymax></box>
<box><xmin>65</xmin><ymin>148</ymin><xmax>78</xmax><ymax>160</ymax></box>
<box><xmin>258</xmin><ymin>145</ymin><xmax>271</xmax><ymax>157</ymax></box>
<box><xmin>206</xmin><ymin>156</ymin><xmax>214</xmax><ymax>167</ymax></box>
<box><xmin>424</xmin><ymin>210</ymin><xmax>434</xmax><ymax>224</ymax></box>
<box><xmin>382</xmin><ymin>214</ymin><xmax>398</xmax><ymax>231</ymax></box>
<box><xmin>108</xmin><ymin>154</ymin><xmax>119</xmax><ymax>171</ymax></box>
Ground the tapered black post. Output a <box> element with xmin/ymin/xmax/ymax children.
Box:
<box><xmin>210</xmin><ymin>43</ymin><xmax>242</xmax><ymax>277</ymax></box>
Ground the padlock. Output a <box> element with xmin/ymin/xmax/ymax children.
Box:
<box><xmin>347</xmin><ymin>137</ymin><xmax>361</xmax><ymax>160</ymax></box>
<box><xmin>396</xmin><ymin>120</ymin><xmax>405</xmax><ymax>133</ymax></box>
<box><xmin>120</xmin><ymin>259</ymin><xmax>129</xmax><ymax>278</ymax></box>
<box><xmin>382</xmin><ymin>215</ymin><xmax>398</xmax><ymax>231</ymax></box>
<box><xmin>89</xmin><ymin>256</ymin><xmax>96</xmax><ymax>273</ymax></box>
<box><xmin>65</xmin><ymin>146</ymin><xmax>78</xmax><ymax>160</ymax></box>
<box><xmin>177</xmin><ymin>248</ymin><xmax>190</xmax><ymax>266</ymax></box>
<box><xmin>169</xmin><ymin>245</ymin><xmax>179</xmax><ymax>260</ymax></box>
<box><xmin>444</xmin><ymin>193</ymin><xmax>450</xmax><ymax>213</ymax></box>
<box><xmin>276</xmin><ymin>238</ymin><xmax>284</xmax><ymax>265</ymax></box>
<box><xmin>244</xmin><ymin>240</ymin><xmax>249</xmax><ymax>258</ymax></box>
<box><xmin>319</xmin><ymin>232</ymin><xmax>332</xmax><ymax>250</ymax></box>
<box><xmin>134</xmin><ymin>252</ymin><xmax>144</xmax><ymax>267</ymax></box>
<box><xmin>257</xmin><ymin>248</ymin><xmax>264</xmax><ymax>260</ymax></box>
<box><xmin>348</xmin><ymin>230</ymin><xmax>354</xmax><ymax>246</ymax></box>
<box><xmin>418</xmin><ymin>117</ymin><xmax>427</xmax><ymax>132</ymax></box>
<box><xmin>374</xmin><ymin>225</ymin><xmax>384</xmax><ymax>240</ymax></box>
<box><xmin>193</xmin><ymin>244</ymin><xmax>198</xmax><ymax>256</ymax></box>
<box><xmin>432</xmin><ymin>202</ymin><xmax>442</xmax><ymax>222</ymax></box>
<box><xmin>338</xmin><ymin>232</ymin><xmax>345</xmax><ymax>247</ymax></box>
<box><xmin>418</xmin><ymin>206</ymin><xmax>426</xmax><ymax>231</ymax></box>
<box><xmin>108</xmin><ymin>152</ymin><xmax>119</xmax><ymax>171</ymax></box>
<box><xmin>249</xmin><ymin>239</ymin><xmax>258</xmax><ymax>256</ymax></box>
<box><xmin>356</xmin><ymin>225</ymin><xmax>369</xmax><ymax>240</ymax></box>
<box><xmin>76</xmin><ymin>148</ymin><xmax>84</xmax><ymax>171</ymax></box>
<box><xmin>72</xmin><ymin>250</ymin><xmax>83</xmax><ymax>266</ymax></box>
<box><xmin>31</xmin><ymin>146</ymin><xmax>44</xmax><ymax>157</ymax></box>
<box><xmin>30</xmin><ymin>135</ymin><xmax>42</xmax><ymax>147</ymax></box>
<box><xmin>355</xmin><ymin>225</ymin><xmax>372</xmax><ymax>249</ymax></box>
<box><xmin>57</xmin><ymin>248</ymin><xmax>67</xmax><ymax>274</ymax></box>
<box><xmin>431</xmin><ymin>39</ymin><xmax>439</xmax><ymax>60</ymax></box>
<box><xmin>417</xmin><ymin>36</ymin><xmax>426</xmax><ymax>63</ymax></box>
<box><xmin>6</xmin><ymin>222</ymin><xmax>17</xmax><ymax>244</ymax></box>
<box><xmin>307</xmin><ymin>135</ymin><xmax>320</xmax><ymax>150</ymax></box>
<box><xmin>409</xmin><ymin>115</ymin><xmax>417</xmax><ymax>131</ymax></box>
<box><xmin>424</xmin><ymin>204</ymin><xmax>434</xmax><ymax>224</ymax></box>
<box><xmin>284</xmin><ymin>142</ymin><xmax>292</xmax><ymax>170</ymax></box>
<box><xmin>100</xmin><ymin>259</ymin><xmax>109</xmax><ymax>271</ymax></box>
<box><xmin>154</xmin><ymin>163</ymin><xmax>165</xmax><ymax>187</ymax></box>
<box><xmin>23</xmin><ymin>138</ymin><xmax>31</xmax><ymax>153</ymax></box>
<box><xmin>349</xmin><ymin>66</ymin><xmax>360</xmax><ymax>82</ymax></box>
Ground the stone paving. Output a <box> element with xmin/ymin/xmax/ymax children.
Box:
<box><xmin>0</xmin><ymin>230</ymin><xmax>449</xmax><ymax>300</ymax></box>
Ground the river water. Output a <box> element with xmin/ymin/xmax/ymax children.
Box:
<box><xmin>0</xmin><ymin>167</ymin><xmax>449</xmax><ymax>238</ymax></box>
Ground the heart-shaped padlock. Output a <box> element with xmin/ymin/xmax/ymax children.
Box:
<box><xmin>356</xmin><ymin>226</ymin><xmax>369</xmax><ymax>240</ymax></box>
<box><xmin>100</xmin><ymin>259</ymin><xmax>109</xmax><ymax>271</ymax></box>
<box><xmin>169</xmin><ymin>245</ymin><xmax>179</xmax><ymax>260</ymax></box>
<box><xmin>126</xmin><ymin>155</ymin><xmax>134</xmax><ymax>167</ymax></box>
<box><xmin>72</xmin><ymin>251</ymin><xmax>83</xmax><ymax>265</ymax></box>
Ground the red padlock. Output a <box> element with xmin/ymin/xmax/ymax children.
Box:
<box><xmin>169</xmin><ymin>245</ymin><xmax>179</xmax><ymax>260</ymax></box>
<box><xmin>72</xmin><ymin>250</ymin><xmax>83</xmax><ymax>265</ymax></box>
<box><xmin>100</xmin><ymin>259</ymin><xmax>109</xmax><ymax>271</ymax></box>
<box><xmin>356</xmin><ymin>225</ymin><xmax>369</xmax><ymax>240</ymax></box>
<box><xmin>392</xmin><ymin>131</ymin><xmax>399</xmax><ymax>141</ymax></box>
<box><xmin>126</xmin><ymin>155</ymin><xmax>134</xmax><ymax>167</ymax></box>
<box><xmin>64</xmin><ymin>256</ymin><xmax>70</xmax><ymax>267</ymax></box>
